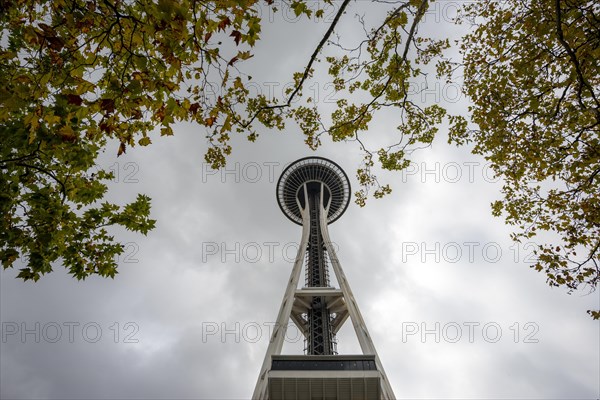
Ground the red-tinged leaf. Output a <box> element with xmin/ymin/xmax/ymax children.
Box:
<box><xmin>205</xmin><ymin>116</ymin><xmax>215</xmax><ymax>127</ymax></box>
<box><xmin>99</xmin><ymin>121</ymin><xmax>111</xmax><ymax>133</ymax></box>
<box><xmin>204</xmin><ymin>32</ymin><xmax>212</xmax><ymax>42</ymax></box>
<box><xmin>228</xmin><ymin>56</ymin><xmax>239</xmax><ymax>66</ymax></box>
<box><xmin>66</xmin><ymin>94</ymin><xmax>83</xmax><ymax>106</ymax></box>
<box><xmin>47</xmin><ymin>36</ymin><xmax>64</xmax><ymax>51</ymax></box>
<box><xmin>131</xmin><ymin>108</ymin><xmax>142</xmax><ymax>119</ymax></box>
<box><xmin>155</xmin><ymin>106</ymin><xmax>166</xmax><ymax>122</ymax></box>
<box><xmin>38</xmin><ymin>23</ymin><xmax>54</xmax><ymax>35</ymax></box>
<box><xmin>230</xmin><ymin>30</ymin><xmax>242</xmax><ymax>46</ymax></box>
<box><xmin>117</xmin><ymin>141</ymin><xmax>126</xmax><ymax>156</ymax></box>
<box><xmin>189</xmin><ymin>102</ymin><xmax>200</xmax><ymax>113</ymax></box>
<box><xmin>60</xmin><ymin>133</ymin><xmax>77</xmax><ymax>143</ymax></box>
<box><xmin>100</xmin><ymin>98</ymin><xmax>115</xmax><ymax>113</ymax></box>
<box><xmin>218</xmin><ymin>17</ymin><xmax>231</xmax><ymax>32</ymax></box>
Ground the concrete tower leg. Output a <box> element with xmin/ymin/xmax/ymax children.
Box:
<box><xmin>252</xmin><ymin>201</ymin><xmax>311</xmax><ymax>399</ymax></box>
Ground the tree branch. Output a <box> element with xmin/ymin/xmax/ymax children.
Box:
<box><xmin>15</xmin><ymin>162</ymin><xmax>67</xmax><ymax>203</ymax></box>
<box><xmin>555</xmin><ymin>0</ymin><xmax>600</xmax><ymax>114</ymax></box>
<box><xmin>239</xmin><ymin>0</ymin><xmax>352</xmax><ymax>128</ymax></box>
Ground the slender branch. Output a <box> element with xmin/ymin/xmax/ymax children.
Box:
<box><xmin>326</xmin><ymin>0</ymin><xmax>429</xmax><ymax>136</ymax></box>
<box><xmin>15</xmin><ymin>162</ymin><xmax>67</xmax><ymax>203</ymax></box>
<box><xmin>285</xmin><ymin>0</ymin><xmax>351</xmax><ymax>105</ymax></box>
<box><xmin>555</xmin><ymin>0</ymin><xmax>600</xmax><ymax>113</ymax></box>
<box><xmin>239</xmin><ymin>0</ymin><xmax>352</xmax><ymax>128</ymax></box>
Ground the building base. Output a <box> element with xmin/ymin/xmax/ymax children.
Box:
<box><xmin>267</xmin><ymin>355</ymin><xmax>382</xmax><ymax>400</ymax></box>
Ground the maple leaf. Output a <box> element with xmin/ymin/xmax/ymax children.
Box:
<box><xmin>228</xmin><ymin>56</ymin><xmax>239</xmax><ymax>66</ymax></box>
<box><xmin>230</xmin><ymin>30</ymin><xmax>242</xmax><ymax>46</ymax></box>
<box><xmin>218</xmin><ymin>16</ymin><xmax>231</xmax><ymax>32</ymax></box>
<box><xmin>65</xmin><ymin>94</ymin><xmax>83</xmax><ymax>106</ymax></box>
<box><xmin>117</xmin><ymin>141</ymin><xmax>127</xmax><ymax>156</ymax></box>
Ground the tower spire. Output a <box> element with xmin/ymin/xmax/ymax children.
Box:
<box><xmin>253</xmin><ymin>157</ymin><xmax>395</xmax><ymax>400</ymax></box>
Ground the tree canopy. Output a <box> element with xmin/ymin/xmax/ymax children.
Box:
<box><xmin>458</xmin><ymin>0</ymin><xmax>599</xmax><ymax>319</ymax></box>
<box><xmin>0</xmin><ymin>0</ymin><xmax>598</xmax><ymax>317</ymax></box>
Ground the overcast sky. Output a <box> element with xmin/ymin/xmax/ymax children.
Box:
<box><xmin>1</xmin><ymin>1</ymin><xmax>599</xmax><ymax>399</ymax></box>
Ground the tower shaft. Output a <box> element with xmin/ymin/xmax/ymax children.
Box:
<box><xmin>306</xmin><ymin>189</ymin><xmax>334</xmax><ymax>355</ymax></box>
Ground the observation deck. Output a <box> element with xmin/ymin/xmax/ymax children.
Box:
<box><xmin>276</xmin><ymin>157</ymin><xmax>351</xmax><ymax>225</ymax></box>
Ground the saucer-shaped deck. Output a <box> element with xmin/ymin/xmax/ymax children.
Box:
<box><xmin>276</xmin><ymin>157</ymin><xmax>351</xmax><ymax>225</ymax></box>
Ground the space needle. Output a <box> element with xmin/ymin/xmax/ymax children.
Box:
<box><xmin>252</xmin><ymin>157</ymin><xmax>395</xmax><ymax>400</ymax></box>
